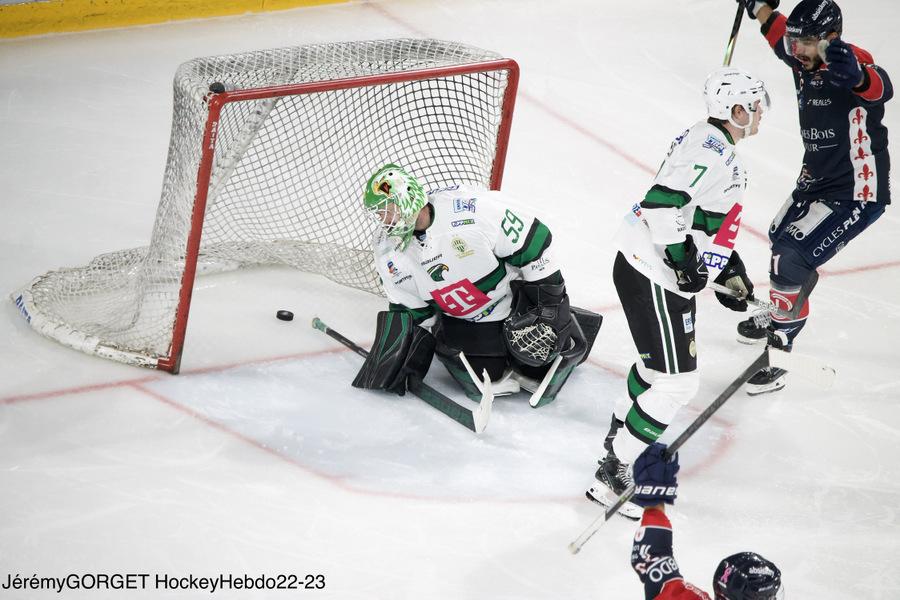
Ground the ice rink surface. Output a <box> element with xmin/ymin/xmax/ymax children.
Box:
<box><xmin>2</xmin><ymin>0</ymin><xmax>899</xmax><ymax>597</ymax></box>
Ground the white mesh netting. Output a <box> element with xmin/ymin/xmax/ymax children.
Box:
<box><xmin>12</xmin><ymin>39</ymin><xmax>515</xmax><ymax>369</ymax></box>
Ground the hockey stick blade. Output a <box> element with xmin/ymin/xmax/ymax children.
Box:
<box><xmin>312</xmin><ymin>317</ymin><xmax>490</xmax><ymax>433</ymax></box>
<box><xmin>529</xmin><ymin>353</ymin><xmax>563</xmax><ymax>408</ymax></box>
<box><xmin>767</xmin><ymin>348</ymin><xmax>835</xmax><ymax>390</ymax></box>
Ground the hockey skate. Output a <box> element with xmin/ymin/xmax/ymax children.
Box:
<box><xmin>585</xmin><ymin>452</ymin><xmax>642</xmax><ymax>520</ymax></box>
<box><xmin>737</xmin><ymin>311</ymin><xmax>769</xmax><ymax>345</ymax></box>
<box><xmin>745</xmin><ymin>366</ymin><xmax>787</xmax><ymax>396</ymax></box>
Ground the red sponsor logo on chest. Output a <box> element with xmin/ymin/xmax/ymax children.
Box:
<box><xmin>430</xmin><ymin>279</ymin><xmax>491</xmax><ymax>316</ymax></box>
<box><xmin>713</xmin><ymin>203</ymin><xmax>742</xmax><ymax>249</ymax></box>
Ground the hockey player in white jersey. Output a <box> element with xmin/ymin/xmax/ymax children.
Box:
<box><xmin>351</xmin><ymin>164</ymin><xmax>602</xmax><ymax>407</ymax></box>
<box><xmin>586</xmin><ymin>68</ymin><xmax>770</xmax><ymax>518</ymax></box>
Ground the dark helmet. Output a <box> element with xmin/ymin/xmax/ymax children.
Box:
<box><xmin>785</xmin><ymin>0</ymin><xmax>843</xmax><ymax>39</ymax></box>
<box><xmin>713</xmin><ymin>552</ymin><xmax>783</xmax><ymax>600</ymax></box>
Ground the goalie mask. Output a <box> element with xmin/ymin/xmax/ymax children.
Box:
<box><xmin>364</xmin><ymin>164</ymin><xmax>427</xmax><ymax>251</ymax></box>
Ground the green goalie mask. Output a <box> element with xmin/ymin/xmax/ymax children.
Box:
<box><xmin>363</xmin><ymin>163</ymin><xmax>427</xmax><ymax>250</ymax></box>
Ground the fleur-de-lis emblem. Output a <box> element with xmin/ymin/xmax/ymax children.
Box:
<box><xmin>858</xmin><ymin>164</ymin><xmax>874</xmax><ymax>180</ymax></box>
<box><xmin>853</xmin><ymin>129</ymin><xmax>870</xmax><ymax>145</ymax></box>
<box><xmin>857</xmin><ymin>185</ymin><xmax>874</xmax><ymax>201</ymax></box>
<box><xmin>854</xmin><ymin>147</ymin><xmax>869</xmax><ymax>161</ymax></box>
<box><xmin>852</xmin><ymin>109</ymin><xmax>864</xmax><ymax>124</ymax></box>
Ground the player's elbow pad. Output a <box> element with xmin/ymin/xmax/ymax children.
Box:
<box><xmin>352</xmin><ymin>310</ymin><xmax>436</xmax><ymax>395</ymax></box>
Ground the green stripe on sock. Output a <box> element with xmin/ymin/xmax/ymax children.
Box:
<box><xmin>627</xmin><ymin>365</ymin><xmax>651</xmax><ymax>401</ymax></box>
<box><xmin>625</xmin><ymin>406</ymin><xmax>665</xmax><ymax>443</ymax></box>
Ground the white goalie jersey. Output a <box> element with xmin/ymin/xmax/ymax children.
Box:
<box><xmin>613</xmin><ymin>120</ymin><xmax>748</xmax><ymax>297</ymax></box>
<box><xmin>374</xmin><ymin>185</ymin><xmax>559</xmax><ymax>325</ymax></box>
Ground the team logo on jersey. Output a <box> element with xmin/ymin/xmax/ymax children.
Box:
<box><xmin>453</xmin><ymin>197</ymin><xmax>477</xmax><ymax>213</ymax></box>
<box><xmin>430</xmin><ymin>279</ymin><xmax>490</xmax><ymax>317</ymax></box>
<box><xmin>428</xmin><ymin>263</ymin><xmax>449</xmax><ymax>281</ymax></box>
<box><xmin>451</xmin><ymin>218</ymin><xmax>475</xmax><ymax>227</ymax></box>
<box><xmin>702</xmin><ymin>135</ymin><xmax>726</xmax><ymax>155</ymax></box>
<box><xmin>451</xmin><ymin>236</ymin><xmax>474</xmax><ymax>258</ymax></box>
<box><xmin>386</xmin><ymin>260</ymin><xmax>399</xmax><ymax>276</ymax></box>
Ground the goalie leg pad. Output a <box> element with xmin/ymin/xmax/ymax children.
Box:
<box><xmin>352</xmin><ymin>310</ymin><xmax>435</xmax><ymax>396</ymax></box>
<box><xmin>570</xmin><ymin>306</ymin><xmax>602</xmax><ymax>365</ymax></box>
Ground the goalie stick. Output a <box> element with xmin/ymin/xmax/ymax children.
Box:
<box><xmin>567</xmin><ymin>347</ymin><xmax>835</xmax><ymax>555</ymax></box>
<box><xmin>312</xmin><ymin>318</ymin><xmax>494</xmax><ymax>434</ymax></box>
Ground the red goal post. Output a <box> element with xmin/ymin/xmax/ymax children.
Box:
<box><xmin>12</xmin><ymin>40</ymin><xmax>519</xmax><ymax>373</ymax></box>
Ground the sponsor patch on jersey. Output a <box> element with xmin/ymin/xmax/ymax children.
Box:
<box><xmin>639</xmin><ymin>352</ymin><xmax>652</xmax><ymax>361</ymax></box>
<box><xmin>451</xmin><ymin>218</ymin><xmax>475</xmax><ymax>227</ymax></box>
<box><xmin>453</xmin><ymin>197</ymin><xmax>477</xmax><ymax>213</ymax></box>
<box><xmin>631</xmin><ymin>203</ymin><xmax>642</xmax><ymax>218</ymax></box>
<box><xmin>702</xmin><ymin>135</ymin><xmax>726</xmax><ymax>155</ymax></box>
<box><xmin>420</xmin><ymin>253</ymin><xmax>443</xmax><ymax>266</ymax></box>
<box><xmin>451</xmin><ymin>236</ymin><xmax>474</xmax><ymax>258</ymax></box>
<box><xmin>712</xmin><ymin>203</ymin><xmax>742</xmax><ymax>249</ymax></box>
<box><xmin>470</xmin><ymin>300</ymin><xmax>502</xmax><ymax>322</ymax></box>
<box><xmin>427</xmin><ymin>263</ymin><xmax>449</xmax><ymax>282</ymax></box>
<box><xmin>430</xmin><ymin>279</ymin><xmax>491</xmax><ymax>317</ymax></box>
<box><xmin>732</xmin><ymin>165</ymin><xmax>741</xmax><ymax>181</ymax></box>
<box><xmin>725</xmin><ymin>152</ymin><xmax>736</xmax><ymax>166</ymax></box>
<box><xmin>682</xmin><ymin>312</ymin><xmax>694</xmax><ymax>334</ymax></box>
<box><xmin>703</xmin><ymin>251</ymin><xmax>729</xmax><ymax>270</ymax></box>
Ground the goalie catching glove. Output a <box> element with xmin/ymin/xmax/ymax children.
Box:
<box><xmin>503</xmin><ymin>277</ymin><xmax>573</xmax><ymax>367</ymax></box>
<box><xmin>352</xmin><ymin>310</ymin><xmax>435</xmax><ymax>395</ymax></box>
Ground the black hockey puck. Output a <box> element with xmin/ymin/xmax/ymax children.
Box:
<box><xmin>276</xmin><ymin>310</ymin><xmax>294</xmax><ymax>322</ymax></box>
<box><xmin>208</xmin><ymin>81</ymin><xmax>226</xmax><ymax>94</ymax></box>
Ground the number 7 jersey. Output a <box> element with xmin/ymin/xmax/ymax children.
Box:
<box><xmin>374</xmin><ymin>185</ymin><xmax>560</xmax><ymax>325</ymax></box>
<box><xmin>613</xmin><ymin>120</ymin><xmax>747</xmax><ymax>297</ymax></box>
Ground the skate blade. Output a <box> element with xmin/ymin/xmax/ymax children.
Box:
<box><xmin>736</xmin><ymin>334</ymin><xmax>767</xmax><ymax>345</ymax></box>
<box><xmin>745</xmin><ymin>377</ymin><xmax>786</xmax><ymax>396</ymax></box>
<box><xmin>585</xmin><ymin>487</ymin><xmax>642</xmax><ymax>521</ymax></box>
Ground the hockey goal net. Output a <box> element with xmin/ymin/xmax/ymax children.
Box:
<box><xmin>12</xmin><ymin>39</ymin><xmax>518</xmax><ymax>372</ymax></box>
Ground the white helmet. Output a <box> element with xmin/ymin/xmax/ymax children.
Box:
<box><xmin>704</xmin><ymin>67</ymin><xmax>770</xmax><ymax>136</ymax></box>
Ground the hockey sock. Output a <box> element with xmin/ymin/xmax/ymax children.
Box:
<box><xmin>768</xmin><ymin>286</ymin><xmax>809</xmax><ymax>349</ymax></box>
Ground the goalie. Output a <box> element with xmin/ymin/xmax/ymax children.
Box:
<box><xmin>351</xmin><ymin>164</ymin><xmax>601</xmax><ymax>408</ymax></box>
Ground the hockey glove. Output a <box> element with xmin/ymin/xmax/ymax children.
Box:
<box><xmin>736</xmin><ymin>0</ymin><xmax>778</xmax><ymax>19</ymax></box>
<box><xmin>632</xmin><ymin>443</ymin><xmax>679</xmax><ymax>507</ymax></box>
<box><xmin>503</xmin><ymin>275</ymin><xmax>573</xmax><ymax>368</ymax></box>
<box><xmin>663</xmin><ymin>236</ymin><xmax>708</xmax><ymax>294</ymax></box>
<box><xmin>352</xmin><ymin>310</ymin><xmax>435</xmax><ymax>396</ymax></box>
<box><xmin>713</xmin><ymin>250</ymin><xmax>754</xmax><ymax>312</ymax></box>
<box><xmin>824</xmin><ymin>39</ymin><xmax>863</xmax><ymax>89</ymax></box>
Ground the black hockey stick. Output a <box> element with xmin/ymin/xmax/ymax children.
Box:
<box><xmin>568</xmin><ymin>350</ymin><xmax>769</xmax><ymax>554</ymax></box>
<box><xmin>724</xmin><ymin>2</ymin><xmax>745</xmax><ymax>66</ymax></box>
<box><xmin>311</xmin><ymin>317</ymin><xmax>494</xmax><ymax>433</ymax></box>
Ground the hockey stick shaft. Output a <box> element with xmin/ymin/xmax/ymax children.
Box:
<box><xmin>311</xmin><ymin>317</ymin><xmax>487</xmax><ymax>433</ymax></box>
<box><xmin>708</xmin><ymin>282</ymin><xmax>793</xmax><ymax>319</ymax></box>
<box><xmin>568</xmin><ymin>350</ymin><xmax>770</xmax><ymax>555</ymax></box>
<box><xmin>724</xmin><ymin>3</ymin><xmax>744</xmax><ymax>66</ymax></box>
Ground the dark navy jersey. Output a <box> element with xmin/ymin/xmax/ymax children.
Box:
<box><xmin>631</xmin><ymin>509</ymin><xmax>711</xmax><ymax>600</ymax></box>
<box><xmin>761</xmin><ymin>12</ymin><xmax>893</xmax><ymax>204</ymax></box>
